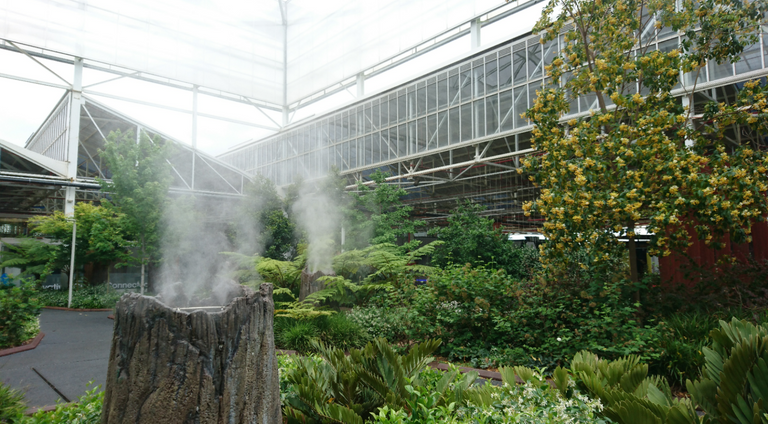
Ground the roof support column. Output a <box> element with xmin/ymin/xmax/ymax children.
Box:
<box><xmin>281</xmin><ymin>0</ymin><xmax>289</xmax><ymax>126</ymax></box>
<box><xmin>192</xmin><ymin>85</ymin><xmax>199</xmax><ymax>149</ymax></box>
<box><xmin>356</xmin><ymin>73</ymin><xmax>365</xmax><ymax>98</ymax></box>
<box><xmin>65</xmin><ymin>57</ymin><xmax>83</xmax><ymax>216</ymax></box>
<box><xmin>470</xmin><ymin>18</ymin><xmax>481</xmax><ymax>51</ymax></box>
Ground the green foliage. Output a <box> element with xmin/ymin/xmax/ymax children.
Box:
<box><xmin>566</xmin><ymin>350</ymin><xmax>701</xmax><ymax>424</ymax></box>
<box><xmin>687</xmin><ymin>318</ymin><xmax>768</xmax><ymax>424</ymax></box>
<box><xmin>277</xmin><ymin>319</ymin><xmax>320</xmax><ymax>353</ymax></box>
<box><xmin>429</xmin><ymin>202</ymin><xmax>540</xmax><ymax>280</ymax></box>
<box><xmin>526</xmin><ymin>0</ymin><xmax>768</xmax><ymax>281</ymax></box>
<box><xmin>348</xmin><ymin>170</ymin><xmax>423</xmax><ymax>249</ymax></box>
<box><xmin>333</xmin><ymin>242</ymin><xmax>443</xmax><ymax>285</ymax></box>
<box><xmin>0</xmin><ymin>240</ymin><xmax>58</xmax><ymax>280</ymax></box>
<box><xmin>98</xmin><ymin>129</ymin><xmax>172</xmax><ymax>283</ymax></box>
<box><xmin>276</xmin><ymin>276</ymin><xmax>390</xmax><ymax>320</ymax></box>
<box><xmin>0</xmin><ymin>282</ymin><xmax>41</xmax><ymax>348</ymax></box>
<box><xmin>240</xmin><ymin>175</ymin><xmax>298</xmax><ymax>260</ymax></box>
<box><xmin>35</xmin><ymin>285</ymin><xmax>121</xmax><ymax>310</ymax></box>
<box><xmin>347</xmin><ymin>305</ymin><xmax>413</xmax><ymax>344</ymax></box>
<box><xmin>27</xmin><ymin>204</ymin><xmax>132</xmax><ymax>274</ymax></box>
<box><xmin>396</xmin><ymin>264</ymin><xmax>659</xmax><ymax>366</ymax></box>
<box><xmin>0</xmin><ymin>381</ymin><xmax>26</xmax><ymax>423</ymax></box>
<box><xmin>24</xmin><ymin>383</ymin><xmax>103</xmax><ymax>424</ymax></box>
<box><xmin>283</xmin><ymin>338</ymin><xmax>443</xmax><ymax>423</ymax></box>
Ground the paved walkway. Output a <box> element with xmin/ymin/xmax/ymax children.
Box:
<box><xmin>0</xmin><ymin>309</ymin><xmax>114</xmax><ymax>407</ymax></box>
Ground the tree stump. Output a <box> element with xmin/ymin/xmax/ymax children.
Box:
<box><xmin>101</xmin><ymin>284</ymin><xmax>281</xmax><ymax>424</ymax></box>
<box><xmin>299</xmin><ymin>269</ymin><xmax>334</xmax><ymax>301</ymax></box>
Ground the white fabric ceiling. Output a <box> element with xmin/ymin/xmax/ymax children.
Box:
<box><xmin>0</xmin><ymin>0</ymin><xmax>511</xmax><ymax>106</ymax></box>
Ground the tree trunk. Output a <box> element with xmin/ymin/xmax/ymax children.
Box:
<box><xmin>101</xmin><ymin>283</ymin><xmax>282</xmax><ymax>424</ymax></box>
<box><xmin>299</xmin><ymin>268</ymin><xmax>334</xmax><ymax>301</ymax></box>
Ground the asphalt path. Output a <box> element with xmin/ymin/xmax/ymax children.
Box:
<box><xmin>0</xmin><ymin>309</ymin><xmax>113</xmax><ymax>407</ymax></box>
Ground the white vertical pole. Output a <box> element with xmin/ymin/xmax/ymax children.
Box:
<box><xmin>192</xmin><ymin>85</ymin><xmax>199</xmax><ymax>149</ymax></box>
<box><xmin>65</xmin><ymin>58</ymin><xmax>83</xmax><ymax>216</ymax></box>
<box><xmin>67</xmin><ymin>221</ymin><xmax>76</xmax><ymax>308</ymax></box>
<box><xmin>470</xmin><ymin>19</ymin><xmax>482</xmax><ymax>51</ymax></box>
<box><xmin>356</xmin><ymin>73</ymin><xmax>365</xmax><ymax>98</ymax></box>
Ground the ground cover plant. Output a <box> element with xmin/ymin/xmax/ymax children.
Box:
<box><xmin>0</xmin><ymin>282</ymin><xmax>41</xmax><ymax>349</ymax></box>
<box><xmin>35</xmin><ymin>284</ymin><xmax>121</xmax><ymax>310</ymax></box>
<box><xmin>0</xmin><ymin>382</ymin><xmax>102</xmax><ymax>424</ymax></box>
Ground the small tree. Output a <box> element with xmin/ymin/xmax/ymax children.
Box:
<box><xmin>524</xmin><ymin>0</ymin><xmax>768</xmax><ymax>283</ymax></box>
<box><xmin>99</xmin><ymin>130</ymin><xmax>172</xmax><ymax>294</ymax></box>
<box><xmin>349</xmin><ymin>170</ymin><xmax>423</xmax><ymax>249</ymax></box>
<box><xmin>240</xmin><ymin>175</ymin><xmax>298</xmax><ymax>260</ymax></box>
<box><xmin>28</xmin><ymin>203</ymin><xmax>131</xmax><ymax>275</ymax></box>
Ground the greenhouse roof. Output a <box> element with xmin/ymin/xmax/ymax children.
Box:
<box><xmin>0</xmin><ymin>0</ymin><xmax>526</xmax><ymax>107</ymax></box>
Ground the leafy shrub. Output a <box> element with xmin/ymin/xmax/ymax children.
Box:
<box><xmin>0</xmin><ymin>381</ymin><xmax>26</xmax><ymax>423</ymax></box>
<box><xmin>687</xmin><ymin>318</ymin><xmax>768</xmax><ymax>424</ymax></box>
<box><xmin>371</xmin><ymin>365</ymin><xmax>610</xmax><ymax>424</ymax></box>
<box><xmin>347</xmin><ymin>305</ymin><xmax>412</xmax><ymax>343</ymax></box>
<box><xmin>315</xmin><ymin>312</ymin><xmax>370</xmax><ymax>351</ymax></box>
<box><xmin>403</xmin><ymin>264</ymin><xmax>659</xmax><ymax>367</ymax></box>
<box><xmin>276</xmin><ymin>319</ymin><xmax>319</xmax><ymax>353</ymax></box>
<box><xmin>0</xmin><ymin>282</ymin><xmax>41</xmax><ymax>348</ymax></box>
<box><xmin>35</xmin><ymin>285</ymin><xmax>121</xmax><ymax>310</ymax></box>
<box><xmin>25</xmin><ymin>383</ymin><xmax>103</xmax><ymax>424</ymax></box>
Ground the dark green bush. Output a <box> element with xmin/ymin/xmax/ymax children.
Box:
<box><xmin>277</xmin><ymin>319</ymin><xmax>319</xmax><ymax>353</ymax></box>
<box><xmin>400</xmin><ymin>264</ymin><xmax>660</xmax><ymax>367</ymax></box>
<box><xmin>314</xmin><ymin>312</ymin><xmax>370</xmax><ymax>351</ymax></box>
<box><xmin>0</xmin><ymin>282</ymin><xmax>41</xmax><ymax>349</ymax></box>
<box><xmin>0</xmin><ymin>381</ymin><xmax>26</xmax><ymax>423</ymax></box>
<box><xmin>36</xmin><ymin>284</ymin><xmax>121</xmax><ymax>309</ymax></box>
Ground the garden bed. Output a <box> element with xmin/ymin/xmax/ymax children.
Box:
<box><xmin>0</xmin><ymin>332</ymin><xmax>45</xmax><ymax>357</ymax></box>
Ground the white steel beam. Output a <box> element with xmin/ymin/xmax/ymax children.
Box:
<box><xmin>65</xmin><ymin>58</ymin><xmax>83</xmax><ymax>216</ymax></box>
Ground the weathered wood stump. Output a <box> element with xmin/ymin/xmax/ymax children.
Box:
<box><xmin>101</xmin><ymin>284</ymin><xmax>281</xmax><ymax>424</ymax></box>
<box><xmin>299</xmin><ymin>269</ymin><xmax>334</xmax><ymax>301</ymax></box>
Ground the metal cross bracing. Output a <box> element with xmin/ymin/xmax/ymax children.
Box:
<box><xmin>218</xmin><ymin>19</ymin><xmax>768</xmax><ymax>228</ymax></box>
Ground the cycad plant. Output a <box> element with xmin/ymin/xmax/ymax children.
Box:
<box><xmin>283</xmin><ymin>338</ymin><xmax>476</xmax><ymax>424</ymax></box>
<box><xmin>687</xmin><ymin>318</ymin><xmax>768</xmax><ymax>424</ymax></box>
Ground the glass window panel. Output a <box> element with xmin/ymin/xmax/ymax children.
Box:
<box><xmin>486</xmin><ymin>94</ymin><xmax>499</xmax><ymax>135</ymax></box>
<box><xmin>388</xmin><ymin>97</ymin><xmax>398</xmax><ymax>126</ymax></box>
<box><xmin>364</xmin><ymin>135</ymin><xmax>373</xmax><ymax>166</ymax></box>
<box><xmin>449</xmin><ymin>107</ymin><xmax>460</xmax><ymax>144</ymax></box>
<box><xmin>708</xmin><ymin>58</ymin><xmax>734</xmax><ymax>81</ymax></box>
<box><xmin>542</xmin><ymin>39</ymin><xmax>557</xmax><ymax>77</ymax></box>
<box><xmin>474</xmin><ymin>100</ymin><xmax>485</xmax><ymax>139</ymax></box>
<box><xmin>499</xmin><ymin>54</ymin><xmax>512</xmax><ymax>89</ymax></box>
<box><xmin>528</xmin><ymin>41</ymin><xmax>543</xmax><ymax>80</ymax></box>
<box><xmin>371</xmin><ymin>132</ymin><xmax>381</xmax><ymax>164</ymax></box>
<box><xmin>427</xmin><ymin>83</ymin><xmax>437</xmax><ymax>114</ymax></box>
<box><xmin>437</xmin><ymin>111</ymin><xmax>449</xmax><ymax>149</ymax></box>
<box><xmin>518</xmin><ymin>132</ymin><xmax>533</xmax><ymax>150</ymax></box>
<box><xmin>461</xmin><ymin>103</ymin><xmax>472</xmax><ymax>142</ymax></box>
<box><xmin>485</xmin><ymin>59</ymin><xmax>498</xmax><ymax>93</ymax></box>
<box><xmin>388</xmin><ymin>127</ymin><xmax>399</xmax><ymax>158</ymax></box>
<box><xmin>438</xmin><ymin>77</ymin><xmax>449</xmax><ymax>110</ymax></box>
<box><xmin>398</xmin><ymin>95</ymin><xmax>407</xmax><ymax>123</ymax></box>
<box><xmin>513</xmin><ymin>87</ymin><xmax>528</xmax><ymax>128</ymax></box>
<box><xmin>349</xmin><ymin>138</ymin><xmax>357</xmax><ymax>169</ymax></box>
<box><xmin>460</xmin><ymin>70</ymin><xmax>472</xmax><ymax>103</ymax></box>
<box><xmin>449</xmin><ymin>73</ymin><xmax>461</xmax><ymax>106</ymax></box>
<box><xmin>473</xmin><ymin>64</ymin><xmax>484</xmax><ymax>98</ymax></box>
<box><xmin>427</xmin><ymin>114</ymin><xmax>437</xmax><ymax>150</ymax></box>
<box><xmin>736</xmin><ymin>34</ymin><xmax>762</xmax><ymax>74</ymax></box>
<box><xmin>379</xmin><ymin>100</ymin><xmax>388</xmax><ymax>128</ymax></box>
<box><xmin>417</xmin><ymin>86</ymin><xmax>427</xmax><ymax>117</ymax></box>
<box><xmin>407</xmin><ymin>89</ymin><xmax>417</xmax><ymax>120</ymax></box>
<box><xmin>350</xmin><ymin>112</ymin><xmax>359</xmax><ymax>139</ymax></box>
<box><xmin>397</xmin><ymin>124</ymin><xmax>407</xmax><ymax>157</ymax></box>
<box><xmin>379</xmin><ymin>131</ymin><xmax>397</xmax><ymax>160</ymax></box>
<box><xmin>417</xmin><ymin>118</ymin><xmax>427</xmax><ymax>153</ymax></box>
<box><xmin>342</xmin><ymin>113</ymin><xmax>350</xmax><ymax>141</ymax></box>
<box><xmin>364</xmin><ymin>107</ymin><xmax>372</xmax><ymax>134</ymax></box>
<box><xmin>408</xmin><ymin>121</ymin><xmax>417</xmax><ymax>155</ymax></box>
<box><xmin>528</xmin><ymin>83</ymin><xmax>539</xmax><ymax>111</ymax></box>
<box><xmin>513</xmin><ymin>43</ymin><xmax>527</xmax><ymax>85</ymax></box>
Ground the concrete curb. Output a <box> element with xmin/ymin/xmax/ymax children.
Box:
<box><xmin>0</xmin><ymin>332</ymin><xmax>45</xmax><ymax>357</ymax></box>
<box><xmin>43</xmin><ymin>306</ymin><xmax>113</xmax><ymax>312</ymax></box>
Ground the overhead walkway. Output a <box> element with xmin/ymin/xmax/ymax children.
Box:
<box><xmin>218</xmin><ymin>22</ymin><xmax>768</xmax><ymax>230</ymax></box>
